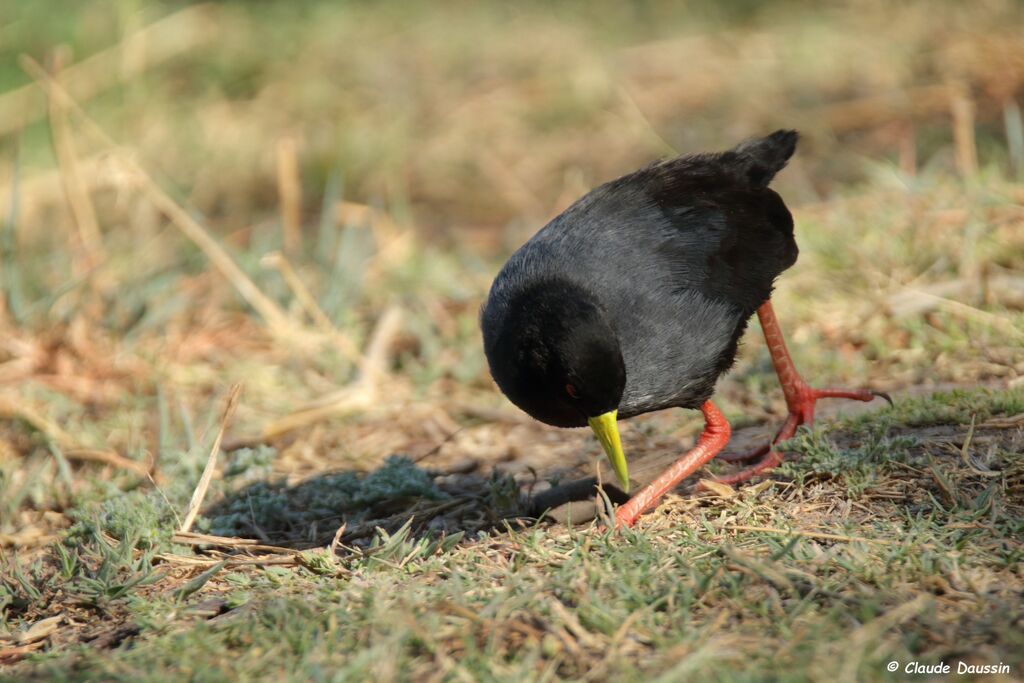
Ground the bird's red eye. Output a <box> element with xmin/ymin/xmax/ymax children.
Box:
<box><xmin>565</xmin><ymin>384</ymin><xmax>579</xmax><ymax>399</ymax></box>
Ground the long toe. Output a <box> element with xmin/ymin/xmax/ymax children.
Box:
<box><xmin>713</xmin><ymin>388</ymin><xmax>888</xmax><ymax>485</ymax></box>
<box><xmin>704</xmin><ymin>448</ymin><xmax>783</xmax><ymax>487</ymax></box>
<box><xmin>717</xmin><ymin>443</ymin><xmax>770</xmax><ymax>463</ymax></box>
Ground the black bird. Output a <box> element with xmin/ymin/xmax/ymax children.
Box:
<box><xmin>481</xmin><ymin>131</ymin><xmax>887</xmax><ymax>527</ymax></box>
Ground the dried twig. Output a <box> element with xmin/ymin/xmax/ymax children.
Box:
<box><xmin>276</xmin><ymin>135</ymin><xmax>303</xmax><ymax>256</ymax></box>
<box><xmin>172</xmin><ymin>530</ymin><xmax>302</xmax><ymax>555</ymax></box>
<box><xmin>950</xmin><ymin>83</ymin><xmax>979</xmax><ymax>178</ymax></box>
<box><xmin>179</xmin><ymin>384</ymin><xmax>241</xmax><ymax>533</ymax></box>
<box><xmin>155</xmin><ymin>553</ymin><xmax>299</xmax><ymax>567</ymax></box>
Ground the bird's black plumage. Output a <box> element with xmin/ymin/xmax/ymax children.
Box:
<box><xmin>481</xmin><ymin>130</ymin><xmax>800</xmax><ymax>429</ymax></box>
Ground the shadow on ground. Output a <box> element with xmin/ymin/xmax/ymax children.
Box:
<box><xmin>200</xmin><ymin>387</ymin><xmax>1019</xmax><ymax>549</ymax></box>
<box><xmin>197</xmin><ymin>417</ymin><xmax>859</xmax><ymax>550</ymax></box>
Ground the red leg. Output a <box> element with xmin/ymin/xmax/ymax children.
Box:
<box><xmin>615</xmin><ymin>401</ymin><xmax>731</xmax><ymax>527</ymax></box>
<box><xmin>712</xmin><ymin>300</ymin><xmax>889</xmax><ymax>483</ymax></box>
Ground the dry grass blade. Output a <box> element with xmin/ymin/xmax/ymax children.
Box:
<box><xmin>330</xmin><ymin>523</ymin><xmax>348</xmax><ymax>556</ymax></box>
<box><xmin>887</xmin><ymin>286</ymin><xmax>1023</xmax><ymax>339</ymax></box>
<box><xmin>18</xmin><ymin>56</ymin><xmax>304</xmax><ymax>343</ymax></box>
<box><xmin>259</xmin><ymin>250</ymin><xmax>361</xmax><ymax>361</ymax></box>
<box><xmin>720</xmin><ymin>525</ymin><xmax>895</xmax><ymax>545</ymax></box>
<box><xmin>952</xmin><ymin>414</ymin><xmax>1002</xmax><ymax>477</ymax></box>
<box><xmin>886</xmin><ymin>275</ymin><xmax>1024</xmax><ymax>317</ymax></box>
<box><xmin>0</xmin><ymin>615</ymin><xmax>63</xmax><ymax>646</ymax></box>
<box><xmin>0</xmin><ymin>4</ymin><xmax>221</xmax><ymax>138</ymax></box>
<box><xmin>950</xmin><ymin>84</ymin><xmax>979</xmax><ymax>178</ymax></box>
<box><xmin>172</xmin><ymin>531</ymin><xmax>302</xmax><ymax>555</ymax></box>
<box><xmin>0</xmin><ymin>529</ymin><xmax>60</xmax><ymax>549</ymax></box>
<box><xmin>333</xmin><ymin>201</ymin><xmax>412</xmax><ymax>272</ymax></box>
<box><xmin>124</xmin><ymin>163</ymin><xmax>296</xmax><ymax>335</ymax></box>
<box><xmin>0</xmin><ymin>394</ymin><xmax>75</xmax><ymax>449</ymax></box>
<box><xmin>241</xmin><ymin>393</ymin><xmax>374</xmax><ymax>446</ymax></box>
<box><xmin>179</xmin><ymin>384</ymin><xmax>242</xmax><ymax>533</ymax></box>
<box><xmin>276</xmin><ymin>136</ymin><xmax>302</xmax><ymax>256</ymax></box>
<box><xmin>359</xmin><ymin>305</ymin><xmax>403</xmax><ymax>386</ymax></box>
<box><xmin>243</xmin><ymin>305</ymin><xmax>402</xmax><ymax>444</ymax></box>
<box><xmin>547</xmin><ymin>598</ymin><xmax>604</xmax><ymax>651</ymax></box>
<box><xmin>172</xmin><ymin>531</ymin><xmax>263</xmax><ymax>547</ymax></box>
<box><xmin>981</xmin><ymin>412</ymin><xmax>1024</xmax><ymax>428</ymax></box>
<box><xmin>838</xmin><ymin>595</ymin><xmax>932</xmax><ymax>683</ymax></box>
<box><xmin>698</xmin><ymin>479</ymin><xmax>737</xmax><ymax>499</ymax></box>
<box><xmin>155</xmin><ymin>553</ymin><xmax>299</xmax><ymax>568</ymax></box>
<box><xmin>64</xmin><ymin>449</ymin><xmax>150</xmax><ymax>477</ymax></box>
<box><xmin>46</xmin><ymin>57</ymin><xmax>103</xmax><ymax>269</ymax></box>
<box><xmin>0</xmin><ymin>153</ymin><xmax>115</xmax><ymax>229</ymax></box>
<box><xmin>813</xmin><ymin>83</ymin><xmax>955</xmax><ymax>132</ymax></box>
<box><xmin>721</xmin><ymin>546</ymin><xmax>796</xmax><ymax>593</ymax></box>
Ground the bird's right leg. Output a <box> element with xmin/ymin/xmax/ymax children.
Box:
<box><xmin>615</xmin><ymin>400</ymin><xmax>731</xmax><ymax>527</ymax></box>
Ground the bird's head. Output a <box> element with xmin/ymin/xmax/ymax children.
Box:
<box><xmin>482</xmin><ymin>279</ymin><xmax>631</xmax><ymax>490</ymax></box>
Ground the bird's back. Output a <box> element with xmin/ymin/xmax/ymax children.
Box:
<box><xmin>483</xmin><ymin>131</ymin><xmax>800</xmax><ymax>416</ymax></box>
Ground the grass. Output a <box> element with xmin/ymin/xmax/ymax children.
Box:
<box><xmin>1</xmin><ymin>0</ymin><xmax>1023</xmax><ymax>680</ymax></box>
<box><xmin>4</xmin><ymin>390</ymin><xmax>1022</xmax><ymax>681</ymax></box>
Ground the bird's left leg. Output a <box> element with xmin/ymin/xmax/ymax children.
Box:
<box><xmin>713</xmin><ymin>300</ymin><xmax>889</xmax><ymax>484</ymax></box>
<box><xmin>615</xmin><ymin>401</ymin><xmax>731</xmax><ymax>527</ymax></box>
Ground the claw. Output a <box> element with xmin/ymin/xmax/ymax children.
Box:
<box><xmin>872</xmin><ymin>390</ymin><xmax>894</xmax><ymax>407</ymax></box>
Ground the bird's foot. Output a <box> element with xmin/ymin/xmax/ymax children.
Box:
<box><xmin>710</xmin><ymin>382</ymin><xmax>890</xmax><ymax>486</ymax></box>
<box><xmin>711</xmin><ymin>300</ymin><xmax>891</xmax><ymax>486</ymax></box>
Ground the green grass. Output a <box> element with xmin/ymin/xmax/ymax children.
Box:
<box><xmin>4</xmin><ymin>388</ymin><xmax>1023</xmax><ymax>681</ymax></box>
<box><xmin>844</xmin><ymin>387</ymin><xmax>1024</xmax><ymax>430</ymax></box>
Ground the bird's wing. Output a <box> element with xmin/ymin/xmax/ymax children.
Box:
<box><xmin>511</xmin><ymin>131</ymin><xmax>800</xmax><ymax>315</ymax></box>
<box><xmin>636</xmin><ymin>137</ymin><xmax>800</xmax><ymax>314</ymax></box>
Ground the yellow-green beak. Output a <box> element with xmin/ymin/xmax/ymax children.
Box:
<box><xmin>588</xmin><ymin>410</ymin><xmax>629</xmax><ymax>492</ymax></box>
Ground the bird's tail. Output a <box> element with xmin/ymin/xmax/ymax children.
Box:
<box><xmin>730</xmin><ymin>129</ymin><xmax>798</xmax><ymax>187</ymax></box>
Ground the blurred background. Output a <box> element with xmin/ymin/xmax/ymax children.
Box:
<box><xmin>1</xmin><ymin>0</ymin><xmax>1023</xmax><ymax>537</ymax></box>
